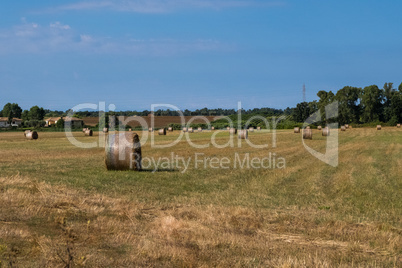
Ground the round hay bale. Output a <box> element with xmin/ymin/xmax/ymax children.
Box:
<box><xmin>24</xmin><ymin>130</ymin><xmax>31</xmax><ymax>137</ymax></box>
<box><xmin>397</xmin><ymin>123</ymin><xmax>401</xmax><ymax>128</ymax></box>
<box><xmin>226</xmin><ymin>127</ymin><xmax>230</xmax><ymax>130</ymax></box>
<box><xmin>306</xmin><ymin>126</ymin><xmax>310</xmax><ymax>129</ymax></box>
<box><xmin>129</xmin><ymin>128</ymin><xmax>132</xmax><ymax>132</ymax></box>
<box><xmin>229</xmin><ymin>128</ymin><xmax>237</xmax><ymax>135</ymax></box>
<box><xmin>349</xmin><ymin>125</ymin><xmax>353</xmax><ymax>129</ymax></box>
<box><xmin>198</xmin><ymin>127</ymin><xmax>202</xmax><ymax>132</ymax></box>
<box><xmin>168</xmin><ymin>127</ymin><xmax>173</xmax><ymax>132</ymax></box>
<box><xmin>294</xmin><ymin>127</ymin><xmax>300</xmax><ymax>133</ymax></box>
<box><xmin>158</xmin><ymin>128</ymin><xmax>166</xmax><ymax>135</ymax></box>
<box><xmin>345</xmin><ymin>124</ymin><xmax>349</xmax><ymax>129</ymax></box>
<box><xmin>376</xmin><ymin>125</ymin><xmax>381</xmax><ymax>130</ymax></box>
<box><xmin>148</xmin><ymin>128</ymin><xmax>153</xmax><ymax>132</ymax></box>
<box><xmin>82</xmin><ymin>128</ymin><xmax>87</xmax><ymax>133</ymax></box>
<box><xmin>317</xmin><ymin>126</ymin><xmax>322</xmax><ymax>130</ymax></box>
<box><xmin>238</xmin><ymin>129</ymin><xmax>248</xmax><ymax>139</ymax></box>
<box><xmin>340</xmin><ymin>126</ymin><xmax>346</xmax><ymax>131</ymax></box>
<box><xmin>105</xmin><ymin>132</ymin><xmax>141</xmax><ymax>171</ymax></box>
<box><xmin>322</xmin><ymin>127</ymin><xmax>330</xmax><ymax>136</ymax></box>
<box><xmin>303</xmin><ymin>128</ymin><xmax>312</xmax><ymax>140</ymax></box>
<box><xmin>26</xmin><ymin>131</ymin><xmax>38</xmax><ymax>140</ymax></box>
<box><xmin>188</xmin><ymin>127</ymin><xmax>194</xmax><ymax>133</ymax></box>
<box><xmin>249</xmin><ymin>127</ymin><xmax>254</xmax><ymax>132</ymax></box>
<box><xmin>211</xmin><ymin>126</ymin><xmax>215</xmax><ymax>130</ymax></box>
<box><xmin>85</xmin><ymin>129</ymin><xmax>93</xmax><ymax>136</ymax></box>
<box><xmin>103</xmin><ymin>127</ymin><xmax>108</xmax><ymax>133</ymax></box>
<box><xmin>182</xmin><ymin>127</ymin><xmax>188</xmax><ymax>132</ymax></box>
<box><xmin>257</xmin><ymin>126</ymin><xmax>261</xmax><ymax>131</ymax></box>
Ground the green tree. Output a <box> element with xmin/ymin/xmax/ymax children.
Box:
<box><xmin>317</xmin><ymin>90</ymin><xmax>335</xmax><ymax>122</ymax></box>
<box><xmin>2</xmin><ymin>103</ymin><xmax>22</xmax><ymax>119</ymax></box>
<box><xmin>55</xmin><ymin>117</ymin><xmax>65</xmax><ymax>129</ymax></box>
<box><xmin>360</xmin><ymin>85</ymin><xmax>383</xmax><ymax>123</ymax></box>
<box><xmin>390</xmin><ymin>91</ymin><xmax>402</xmax><ymax>124</ymax></box>
<box><xmin>398</xmin><ymin>82</ymin><xmax>402</xmax><ymax>93</ymax></box>
<box><xmin>21</xmin><ymin>110</ymin><xmax>29</xmax><ymax>121</ymax></box>
<box><xmin>29</xmin><ymin>106</ymin><xmax>45</xmax><ymax>121</ymax></box>
<box><xmin>292</xmin><ymin>102</ymin><xmax>311</xmax><ymax>122</ymax></box>
<box><xmin>335</xmin><ymin>86</ymin><xmax>361</xmax><ymax>124</ymax></box>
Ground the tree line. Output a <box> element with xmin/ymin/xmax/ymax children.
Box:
<box><xmin>1</xmin><ymin>82</ymin><xmax>401</xmax><ymax>128</ymax></box>
<box><xmin>291</xmin><ymin>82</ymin><xmax>402</xmax><ymax>125</ymax></box>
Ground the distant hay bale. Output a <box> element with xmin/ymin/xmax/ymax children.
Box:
<box><xmin>211</xmin><ymin>126</ymin><xmax>215</xmax><ymax>130</ymax></box>
<box><xmin>249</xmin><ymin>127</ymin><xmax>254</xmax><ymax>132</ymax></box>
<box><xmin>345</xmin><ymin>124</ymin><xmax>349</xmax><ymax>129</ymax></box>
<box><xmin>349</xmin><ymin>125</ymin><xmax>353</xmax><ymax>129</ymax></box>
<box><xmin>183</xmin><ymin>127</ymin><xmax>188</xmax><ymax>132</ymax></box>
<box><xmin>317</xmin><ymin>126</ymin><xmax>322</xmax><ymax>130</ymax></box>
<box><xmin>85</xmin><ymin>129</ymin><xmax>93</xmax><ymax>136</ymax></box>
<box><xmin>198</xmin><ymin>127</ymin><xmax>202</xmax><ymax>132</ymax></box>
<box><xmin>322</xmin><ymin>127</ymin><xmax>330</xmax><ymax>136</ymax></box>
<box><xmin>397</xmin><ymin>124</ymin><xmax>401</xmax><ymax>128</ymax></box>
<box><xmin>148</xmin><ymin>128</ymin><xmax>153</xmax><ymax>132</ymax></box>
<box><xmin>294</xmin><ymin>127</ymin><xmax>300</xmax><ymax>133</ymax></box>
<box><xmin>24</xmin><ymin>130</ymin><xmax>31</xmax><ymax>137</ymax></box>
<box><xmin>341</xmin><ymin>126</ymin><xmax>346</xmax><ymax>131</ymax></box>
<box><xmin>82</xmin><ymin>128</ymin><xmax>87</xmax><ymax>133</ymax></box>
<box><xmin>303</xmin><ymin>128</ymin><xmax>312</xmax><ymax>140</ymax></box>
<box><xmin>129</xmin><ymin>128</ymin><xmax>132</xmax><ymax>132</ymax></box>
<box><xmin>158</xmin><ymin>128</ymin><xmax>167</xmax><ymax>135</ymax></box>
<box><xmin>105</xmin><ymin>132</ymin><xmax>141</xmax><ymax>171</ymax></box>
<box><xmin>103</xmin><ymin>127</ymin><xmax>108</xmax><ymax>133</ymax></box>
<box><xmin>257</xmin><ymin>126</ymin><xmax>261</xmax><ymax>131</ymax></box>
<box><xmin>238</xmin><ymin>130</ymin><xmax>248</xmax><ymax>139</ymax></box>
<box><xmin>306</xmin><ymin>126</ymin><xmax>310</xmax><ymax>129</ymax></box>
<box><xmin>376</xmin><ymin>125</ymin><xmax>381</xmax><ymax>130</ymax></box>
<box><xmin>26</xmin><ymin>131</ymin><xmax>38</xmax><ymax>140</ymax></box>
<box><xmin>229</xmin><ymin>128</ymin><xmax>237</xmax><ymax>135</ymax></box>
<box><xmin>188</xmin><ymin>127</ymin><xmax>194</xmax><ymax>133</ymax></box>
<box><xmin>168</xmin><ymin>127</ymin><xmax>173</xmax><ymax>132</ymax></box>
<box><xmin>226</xmin><ymin>127</ymin><xmax>230</xmax><ymax>130</ymax></box>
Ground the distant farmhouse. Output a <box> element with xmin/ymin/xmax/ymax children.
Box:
<box><xmin>0</xmin><ymin>117</ymin><xmax>22</xmax><ymax>128</ymax></box>
<box><xmin>44</xmin><ymin>117</ymin><xmax>84</xmax><ymax>128</ymax></box>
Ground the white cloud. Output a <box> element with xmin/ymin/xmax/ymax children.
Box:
<box><xmin>50</xmin><ymin>22</ymin><xmax>71</xmax><ymax>30</ymax></box>
<box><xmin>0</xmin><ymin>21</ymin><xmax>231</xmax><ymax>56</ymax></box>
<box><xmin>46</xmin><ymin>0</ymin><xmax>285</xmax><ymax>13</ymax></box>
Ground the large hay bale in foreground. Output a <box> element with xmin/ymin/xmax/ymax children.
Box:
<box><xmin>168</xmin><ymin>127</ymin><xmax>173</xmax><ymax>132</ymax></box>
<box><xmin>376</xmin><ymin>125</ymin><xmax>381</xmax><ymax>130</ymax></box>
<box><xmin>24</xmin><ymin>130</ymin><xmax>31</xmax><ymax>137</ymax></box>
<box><xmin>397</xmin><ymin>124</ymin><xmax>401</xmax><ymax>128</ymax></box>
<box><xmin>158</xmin><ymin>128</ymin><xmax>166</xmax><ymax>135</ymax></box>
<box><xmin>26</xmin><ymin>131</ymin><xmax>38</xmax><ymax>140</ymax></box>
<box><xmin>85</xmin><ymin>129</ymin><xmax>93</xmax><ymax>136</ymax></box>
<box><xmin>294</xmin><ymin>127</ymin><xmax>300</xmax><ymax>133</ymax></box>
<box><xmin>322</xmin><ymin>127</ymin><xmax>330</xmax><ymax>136</ymax></box>
<box><xmin>103</xmin><ymin>127</ymin><xmax>108</xmax><ymax>133</ymax></box>
<box><xmin>238</xmin><ymin>130</ymin><xmax>248</xmax><ymax>139</ymax></box>
<box><xmin>341</xmin><ymin>126</ymin><xmax>346</xmax><ymax>131</ymax></box>
<box><xmin>229</xmin><ymin>128</ymin><xmax>237</xmax><ymax>135</ymax></box>
<box><xmin>303</xmin><ymin>128</ymin><xmax>312</xmax><ymax>139</ymax></box>
<box><xmin>105</xmin><ymin>132</ymin><xmax>141</xmax><ymax>171</ymax></box>
<box><xmin>317</xmin><ymin>126</ymin><xmax>322</xmax><ymax>130</ymax></box>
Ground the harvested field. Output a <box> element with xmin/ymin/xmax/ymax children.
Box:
<box><xmin>0</xmin><ymin>128</ymin><xmax>401</xmax><ymax>267</ymax></box>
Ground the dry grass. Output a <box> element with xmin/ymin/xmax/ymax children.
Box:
<box><xmin>0</xmin><ymin>129</ymin><xmax>401</xmax><ymax>267</ymax></box>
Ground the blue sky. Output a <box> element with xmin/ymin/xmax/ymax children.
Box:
<box><xmin>1</xmin><ymin>0</ymin><xmax>402</xmax><ymax>111</ymax></box>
